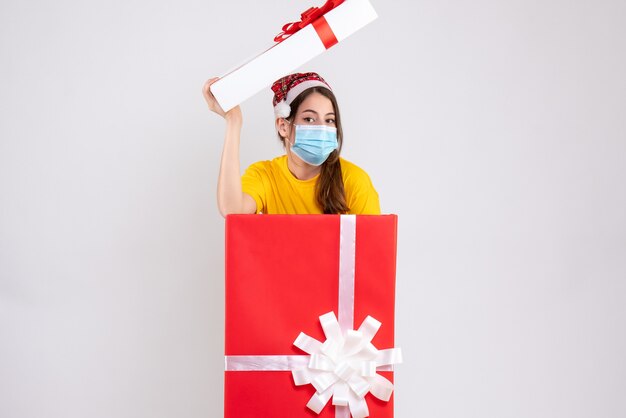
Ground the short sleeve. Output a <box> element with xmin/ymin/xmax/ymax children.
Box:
<box><xmin>343</xmin><ymin>162</ymin><xmax>381</xmax><ymax>215</ymax></box>
<box><xmin>241</xmin><ymin>163</ymin><xmax>266</xmax><ymax>214</ymax></box>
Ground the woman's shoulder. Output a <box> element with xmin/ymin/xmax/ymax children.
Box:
<box><xmin>245</xmin><ymin>155</ymin><xmax>287</xmax><ymax>173</ymax></box>
<box><xmin>339</xmin><ymin>157</ymin><xmax>380</xmax><ymax>214</ymax></box>
<box><xmin>339</xmin><ymin>157</ymin><xmax>374</xmax><ymax>184</ymax></box>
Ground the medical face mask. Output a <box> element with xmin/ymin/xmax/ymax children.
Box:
<box><xmin>289</xmin><ymin>124</ymin><xmax>339</xmax><ymax>166</ymax></box>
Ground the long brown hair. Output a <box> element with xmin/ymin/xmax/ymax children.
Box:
<box><xmin>278</xmin><ymin>87</ymin><xmax>349</xmax><ymax>214</ymax></box>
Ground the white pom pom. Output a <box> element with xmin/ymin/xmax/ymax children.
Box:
<box><xmin>274</xmin><ymin>100</ymin><xmax>291</xmax><ymax>118</ymax></box>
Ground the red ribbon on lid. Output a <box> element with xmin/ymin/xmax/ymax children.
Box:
<box><xmin>274</xmin><ymin>0</ymin><xmax>344</xmax><ymax>48</ymax></box>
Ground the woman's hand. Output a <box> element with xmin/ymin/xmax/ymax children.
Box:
<box><xmin>202</xmin><ymin>77</ymin><xmax>242</xmax><ymax>122</ymax></box>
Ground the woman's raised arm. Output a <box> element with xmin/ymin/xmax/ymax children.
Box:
<box><xmin>202</xmin><ymin>78</ymin><xmax>257</xmax><ymax>217</ymax></box>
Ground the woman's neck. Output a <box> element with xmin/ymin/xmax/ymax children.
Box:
<box><xmin>286</xmin><ymin>153</ymin><xmax>321</xmax><ymax>180</ymax></box>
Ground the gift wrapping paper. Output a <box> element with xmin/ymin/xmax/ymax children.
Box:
<box><xmin>224</xmin><ymin>214</ymin><xmax>400</xmax><ymax>418</ymax></box>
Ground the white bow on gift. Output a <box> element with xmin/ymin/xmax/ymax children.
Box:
<box><xmin>292</xmin><ymin>311</ymin><xmax>402</xmax><ymax>418</ymax></box>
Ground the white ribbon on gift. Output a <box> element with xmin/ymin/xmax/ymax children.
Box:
<box><xmin>292</xmin><ymin>311</ymin><xmax>403</xmax><ymax>418</ymax></box>
<box><xmin>224</xmin><ymin>215</ymin><xmax>402</xmax><ymax>418</ymax></box>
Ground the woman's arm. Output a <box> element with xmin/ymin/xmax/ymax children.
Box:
<box><xmin>202</xmin><ymin>78</ymin><xmax>257</xmax><ymax>217</ymax></box>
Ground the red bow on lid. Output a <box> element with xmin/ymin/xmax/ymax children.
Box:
<box><xmin>274</xmin><ymin>0</ymin><xmax>345</xmax><ymax>43</ymax></box>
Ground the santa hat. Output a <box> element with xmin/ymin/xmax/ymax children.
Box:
<box><xmin>271</xmin><ymin>72</ymin><xmax>332</xmax><ymax>118</ymax></box>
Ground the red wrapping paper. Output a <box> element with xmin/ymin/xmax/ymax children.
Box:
<box><xmin>225</xmin><ymin>214</ymin><xmax>398</xmax><ymax>417</ymax></box>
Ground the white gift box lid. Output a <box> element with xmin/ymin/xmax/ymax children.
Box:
<box><xmin>210</xmin><ymin>0</ymin><xmax>378</xmax><ymax>113</ymax></box>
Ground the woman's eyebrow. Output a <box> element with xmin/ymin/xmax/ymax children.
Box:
<box><xmin>302</xmin><ymin>109</ymin><xmax>335</xmax><ymax>116</ymax></box>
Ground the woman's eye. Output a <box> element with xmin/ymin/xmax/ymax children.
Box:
<box><xmin>303</xmin><ymin>117</ymin><xmax>315</xmax><ymax>123</ymax></box>
<box><xmin>326</xmin><ymin>119</ymin><xmax>336</xmax><ymax>124</ymax></box>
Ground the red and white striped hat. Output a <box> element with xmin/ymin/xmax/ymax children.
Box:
<box><xmin>271</xmin><ymin>72</ymin><xmax>332</xmax><ymax>118</ymax></box>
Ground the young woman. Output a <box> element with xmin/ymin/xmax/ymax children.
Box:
<box><xmin>202</xmin><ymin>72</ymin><xmax>380</xmax><ymax>216</ymax></box>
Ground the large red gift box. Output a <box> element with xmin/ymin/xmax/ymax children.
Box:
<box><xmin>225</xmin><ymin>215</ymin><xmax>400</xmax><ymax>418</ymax></box>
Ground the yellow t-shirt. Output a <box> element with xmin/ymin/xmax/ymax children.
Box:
<box><xmin>241</xmin><ymin>155</ymin><xmax>380</xmax><ymax>214</ymax></box>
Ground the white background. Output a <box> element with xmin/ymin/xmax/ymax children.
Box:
<box><xmin>1</xmin><ymin>0</ymin><xmax>625</xmax><ymax>417</ymax></box>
